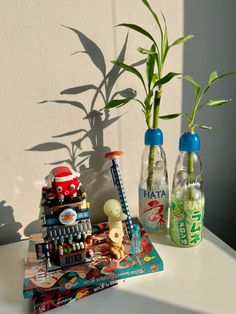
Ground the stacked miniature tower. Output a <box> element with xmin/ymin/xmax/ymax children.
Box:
<box><xmin>37</xmin><ymin>166</ymin><xmax>93</xmax><ymax>271</ymax></box>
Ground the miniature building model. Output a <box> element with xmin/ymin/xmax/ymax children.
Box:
<box><xmin>36</xmin><ymin>166</ymin><xmax>93</xmax><ymax>271</ymax></box>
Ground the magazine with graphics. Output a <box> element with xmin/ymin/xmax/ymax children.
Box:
<box><xmin>32</xmin><ymin>281</ymin><xmax>117</xmax><ymax>313</ymax></box>
<box><xmin>23</xmin><ymin>220</ymin><xmax>164</xmax><ymax>299</ymax></box>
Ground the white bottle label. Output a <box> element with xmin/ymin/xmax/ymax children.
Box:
<box><xmin>139</xmin><ymin>187</ymin><xmax>169</xmax><ymax>232</ymax></box>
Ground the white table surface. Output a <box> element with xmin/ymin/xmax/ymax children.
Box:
<box><xmin>0</xmin><ymin>228</ymin><xmax>235</xmax><ymax>314</ymax></box>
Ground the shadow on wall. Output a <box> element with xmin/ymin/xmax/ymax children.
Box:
<box><xmin>0</xmin><ymin>200</ymin><xmax>22</xmax><ymax>245</ymax></box>
<box><xmin>26</xmin><ymin>26</ymin><xmax>144</xmax><ymax>225</ymax></box>
<box><xmin>183</xmin><ymin>0</ymin><xmax>236</xmax><ymax>249</ymax></box>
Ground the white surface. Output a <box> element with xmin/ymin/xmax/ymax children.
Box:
<box><xmin>0</xmin><ymin>228</ymin><xmax>235</xmax><ymax>314</ymax></box>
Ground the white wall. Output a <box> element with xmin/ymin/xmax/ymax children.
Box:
<box><xmin>0</xmin><ymin>0</ymin><xmax>183</xmax><ymax>244</ymax></box>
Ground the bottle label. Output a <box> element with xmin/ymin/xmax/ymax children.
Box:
<box><xmin>139</xmin><ymin>187</ymin><xmax>169</xmax><ymax>232</ymax></box>
<box><xmin>170</xmin><ymin>196</ymin><xmax>204</xmax><ymax>247</ymax></box>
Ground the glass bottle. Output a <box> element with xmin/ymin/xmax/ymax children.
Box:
<box><xmin>139</xmin><ymin>129</ymin><xmax>169</xmax><ymax>232</ymax></box>
<box><xmin>131</xmin><ymin>224</ymin><xmax>142</xmax><ymax>255</ymax></box>
<box><xmin>170</xmin><ymin>132</ymin><xmax>204</xmax><ymax>247</ymax></box>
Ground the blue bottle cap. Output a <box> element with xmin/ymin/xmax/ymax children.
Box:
<box><xmin>179</xmin><ymin>132</ymin><xmax>200</xmax><ymax>152</ymax></box>
<box><xmin>133</xmin><ymin>224</ymin><xmax>140</xmax><ymax>232</ymax></box>
<box><xmin>145</xmin><ymin>128</ymin><xmax>163</xmax><ymax>145</ymax></box>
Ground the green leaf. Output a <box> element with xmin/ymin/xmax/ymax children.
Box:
<box><xmin>201</xmin><ymin>71</ymin><xmax>236</xmax><ymax>98</ymax></box>
<box><xmin>183</xmin><ymin>75</ymin><xmax>201</xmax><ymax>95</ymax></box>
<box><xmin>159</xmin><ymin>113</ymin><xmax>182</xmax><ymax>120</ymax></box>
<box><xmin>211</xmin><ymin>71</ymin><xmax>236</xmax><ymax>84</ymax></box>
<box><xmin>141</xmin><ymin>0</ymin><xmax>163</xmax><ymax>43</ymax></box>
<box><xmin>171</xmin><ymin>35</ymin><xmax>194</xmax><ymax>47</ymax></box>
<box><xmin>146</xmin><ymin>44</ymin><xmax>156</xmax><ymax>90</ymax></box>
<box><xmin>161</xmin><ymin>11</ymin><xmax>169</xmax><ymax>62</ymax></box>
<box><xmin>153</xmin><ymin>72</ymin><xmax>180</xmax><ymax>87</ymax></box>
<box><xmin>205</xmin><ymin>99</ymin><xmax>232</xmax><ymax>107</ymax></box>
<box><xmin>144</xmin><ymin>90</ymin><xmax>153</xmax><ymax>111</ymax></box>
<box><xmin>137</xmin><ymin>47</ymin><xmax>156</xmax><ymax>55</ymax></box>
<box><xmin>197</xmin><ymin>125</ymin><xmax>212</xmax><ymax>130</ymax></box>
<box><xmin>117</xmin><ymin>23</ymin><xmax>157</xmax><ymax>49</ymax></box>
<box><xmin>184</xmin><ymin>112</ymin><xmax>192</xmax><ymax>123</ymax></box>
<box><xmin>152</xmin><ymin>73</ymin><xmax>158</xmax><ymax>84</ymax></box>
<box><xmin>111</xmin><ymin>60</ymin><xmax>147</xmax><ymax>93</ymax></box>
<box><xmin>208</xmin><ymin>71</ymin><xmax>218</xmax><ymax>84</ymax></box>
<box><xmin>105</xmin><ymin>98</ymin><xmax>132</xmax><ymax>109</ymax></box>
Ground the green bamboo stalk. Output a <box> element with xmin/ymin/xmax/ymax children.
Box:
<box><xmin>147</xmin><ymin>91</ymin><xmax>160</xmax><ymax>190</ymax></box>
<box><xmin>187</xmin><ymin>127</ymin><xmax>195</xmax><ymax>201</ymax></box>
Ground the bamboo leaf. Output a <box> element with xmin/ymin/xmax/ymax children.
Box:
<box><xmin>141</xmin><ymin>0</ymin><xmax>163</xmax><ymax>43</ymax></box>
<box><xmin>146</xmin><ymin>44</ymin><xmax>156</xmax><ymax>90</ymax></box>
<box><xmin>183</xmin><ymin>75</ymin><xmax>201</xmax><ymax>94</ymax></box>
<box><xmin>205</xmin><ymin>99</ymin><xmax>232</xmax><ymax>107</ymax></box>
<box><xmin>152</xmin><ymin>73</ymin><xmax>158</xmax><ymax>84</ymax></box>
<box><xmin>197</xmin><ymin>125</ymin><xmax>212</xmax><ymax>130</ymax></box>
<box><xmin>137</xmin><ymin>47</ymin><xmax>156</xmax><ymax>55</ymax></box>
<box><xmin>111</xmin><ymin>60</ymin><xmax>147</xmax><ymax>93</ymax></box>
<box><xmin>201</xmin><ymin>72</ymin><xmax>236</xmax><ymax>98</ymax></box>
<box><xmin>161</xmin><ymin>11</ymin><xmax>169</xmax><ymax>62</ymax></box>
<box><xmin>154</xmin><ymin>72</ymin><xmax>180</xmax><ymax>87</ymax></box>
<box><xmin>144</xmin><ymin>91</ymin><xmax>153</xmax><ymax>111</ymax></box>
<box><xmin>184</xmin><ymin>112</ymin><xmax>192</xmax><ymax>123</ymax></box>
<box><xmin>208</xmin><ymin>71</ymin><xmax>218</xmax><ymax>84</ymax></box>
<box><xmin>171</xmin><ymin>35</ymin><xmax>194</xmax><ymax>47</ymax></box>
<box><xmin>159</xmin><ymin>113</ymin><xmax>182</xmax><ymax>120</ymax></box>
<box><xmin>105</xmin><ymin>98</ymin><xmax>132</xmax><ymax>109</ymax></box>
<box><xmin>133</xmin><ymin>99</ymin><xmax>145</xmax><ymax>109</ymax></box>
<box><xmin>210</xmin><ymin>71</ymin><xmax>236</xmax><ymax>84</ymax></box>
<box><xmin>117</xmin><ymin>23</ymin><xmax>157</xmax><ymax>48</ymax></box>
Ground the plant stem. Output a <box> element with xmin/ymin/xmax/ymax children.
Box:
<box><xmin>152</xmin><ymin>91</ymin><xmax>160</xmax><ymax>128</ymax></box>
<box><xmin>147</xmin><ymin>91</ymin><xmax>160</xmax><ymax>190</ymax></box>
<box><xmin>187</xmin><ymin>127</ymin><xmax>195</xmax><ymax>200</ymax></box>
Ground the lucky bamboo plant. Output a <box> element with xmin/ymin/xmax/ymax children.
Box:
<box><xmin>105</xmin><ymin>0</ymin><xmax>193</xmax><ymax>190</ymax></box>
<box><xmin>161</xmin><ymin>71</ymin><xmax>236</xmax><ymax>199</ymax></box>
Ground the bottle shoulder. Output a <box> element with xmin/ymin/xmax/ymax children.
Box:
<box><xmin>140</xmin><ymin>145</ymin><xmax>168</xmax><ymax>190</ymax></box>
<box><xmin>172</xmin><ymin>152</ymin><xmax>203</xmax><ymax>201</ymax></box>
<box><xmin>142</xmin><ymin>145</ymin><xmax>167</xmax><ymax>160</ymax></box>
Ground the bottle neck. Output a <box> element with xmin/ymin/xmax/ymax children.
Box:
<box><xmin>178</xmin><ymin>151</ymin><xmax>202</xmax><ymax>174</ymax></box>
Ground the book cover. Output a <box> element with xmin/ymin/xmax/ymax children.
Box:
<box><xmin>32</xmin><ymin>281</ymin><xmax>118</xmax><ymax>313</ymax></box>
<box><xmin>23</xmin><ymin>221</ymin><xmax>164</xmax><ymax>298</ymax></box>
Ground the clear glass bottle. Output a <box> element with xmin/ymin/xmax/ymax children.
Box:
<box><xmin>131</xmin><ymin>224</ymin><xmax>142</xmax><ymax>255</ymax></box>
<box><xmin>139</xmin><ymin>129</ymin><xmax>169</xmax><ymax>232</ymax></box>
<box><xmin>170</xmin><ymin>132</ymin><xmax>204</xmax><ymax>247</ymax></box>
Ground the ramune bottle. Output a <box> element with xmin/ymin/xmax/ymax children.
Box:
<box><xmin>170</xmin><ymin>132</ymin><xmax>204</xmax><ymax>247</ymax></box>
<box><xmin>139</xmin><ymin>129</ymin><xmax>169</xmax><ymax>232</ymax></box>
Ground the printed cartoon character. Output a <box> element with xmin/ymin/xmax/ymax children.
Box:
<box><xmin>76</xmin><ymin>288</ymin><xmax>90</xmax><ymax>300</ymax></box>
<box><xmin>42</xmin><ymin>166</ymin><xmax>81</xmax><ymax>203</ymax></box>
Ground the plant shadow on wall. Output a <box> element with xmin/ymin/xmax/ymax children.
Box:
<box><xmin>27</xmin><ymin>26</ymin><xmax>144</xmax><ymax>225</ymax></box>
<box><xmin>0</xmin><ymin>200</ymin><xmax>22</xmax><ymax>245</ymax></box>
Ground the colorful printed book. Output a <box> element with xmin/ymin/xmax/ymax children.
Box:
<box><xmin>32</xmin><ymin>281</ymin><xmax>117</xmax><ymax>314</ymax></box>
<box><xmin>23</xmin><ymin>220</ymin><xmax>164</xmax><ymax>298</ymax></box>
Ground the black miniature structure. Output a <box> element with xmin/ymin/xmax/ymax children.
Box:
<box><xmin>35</xmin><ymin>166</ymin><xmax>93</xmax><ymax>271</ymax></box>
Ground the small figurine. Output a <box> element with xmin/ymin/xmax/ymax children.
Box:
<box><xmin>104</xmin><ymin>199</ymin><xmax>127</xmax><ymax>236</ymax></box>
<box><xmin>42</xmin><ymin>166</ymin><xmax>86</xmax><ymax>205</ymax></box>
<box><xmin>109</xmin><ymin>228</ymin><xmax>125</xmax><ymax>259</ymax></box>
<box><xmin>105</xmin><ymin>151</ymin><xmax>133</xmax><ymax>239</ymax></box>
<box><xmin>103</xmin><ymin>199</ymin><xmax>126</xmax><ymax>259</ymax></box>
